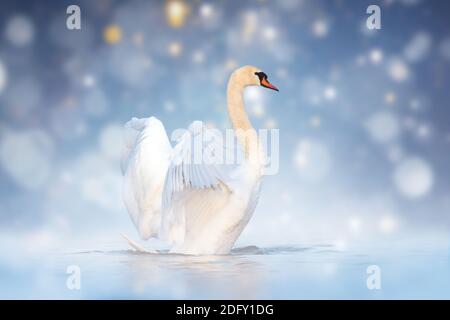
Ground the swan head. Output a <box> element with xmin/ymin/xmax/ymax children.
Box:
<box><xmin>233</xmin><ymin>65</ymin><xmax>279</xmax><ymax>92</ymax></box>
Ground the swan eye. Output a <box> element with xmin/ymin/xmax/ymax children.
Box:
<box><xmin>255</xmin><ymin>72</ymin><xmax>267</xmax><ymax>82</ymax></box>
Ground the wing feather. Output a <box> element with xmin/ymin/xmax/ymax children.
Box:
<box><xmin>160</xmin><ymin>121</ymin><xmax>233</xmax><ymax>245</ymax></box>
<box><xmin>122</xmin><ymin>117</ymin><xmax>172</xmax><ymax>240</ymax></box>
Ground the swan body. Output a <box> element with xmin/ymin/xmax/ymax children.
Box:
<box><xmin>122</xmin><ymin>66</ymin><xmax>278</xmax><ymax>255</ymax></box>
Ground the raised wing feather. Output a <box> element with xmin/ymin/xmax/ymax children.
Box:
<box><xmin>121</xmin><ymin>117</ymin><xmax>148</xmax><ymax>174</ymax></box>
<box><xmin>122</xmin><ymin>117</ymin><xmax>172</xmax><ymax>240</ymax></box>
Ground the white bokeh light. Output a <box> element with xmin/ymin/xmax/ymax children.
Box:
<box><xmin>365</xmin><ymin>111</ymin><xmax>401</xmax><ymax>144</ymax></box>
<box><xmin>99</xmin><ymin>124</ymin><xmax>124</xmax><ymax>161</ymax></box>
<box><xmin>310</xmin><ymin>115</ymin><xmax>321</xmax><ymax>128</ymax></box>
<box><xmin>0</xmin><ymin>60</ymin><xmax>7</xmax><ymax>95</ymax></box>
<box><xmin>198</xmin><ymin>2</ymin><xmax>222</xmax><ymax>29</ymax></box>
<box><xmin>416</xmin><ymin>123</ymin><xmax>432</xmax><ymax>139</ymax></box>
<box><xmin>226</xmin><ymin>9</ymin><xmax>294</xmax><ymax>63</ymax></box>
<box><xmin>264</xmin><ymin>117</ymin><xmax>277</xmax><ymax>129</ymax></box>
<box><xmin>164</xmin><ymin>100</ymin><xmax>176</xmax><ymax>113</ymax></box>
<box><xmin>394</xmin><ymin>157</ymin><xmax>433</xmax><ymax>199</ymax></box>
<box><xmin>107</xmin><ymin>47</ymin><xmax>156</xmax><ymax>88</ymax></box>
<box><xmin>387</xmin><ymin>58</ymin><xmax>410</xmax><ymax>82</ymax></box>
<box><xmin>294</xmin><ymin>139</ymin><xmax>332</xmax><ymax>182</ymax></box>
<box><xmin>404</xmin><ymin>32</ymin><xmax>432</xmax><ymax>63</ymax></box>
<box><xmin>369</xmin><ymin>48</ymin><xmax>384</xmax><ymax>64</ymax></box>
<box><xmin>245</xmin><ymin>86</ymin><xmax>265</xmax><ymax>103</ymax></box>
<box><xmin>279</xmin><ymin>0</ymin><xmax>302</xmax><ymax>10</ymax></box>
<box><xmin>49</xmin><ymin>105</ymin><xmax>88</xmax><ymax>140</ymax></box>
<box><xmin>82</xmin><ymin>89</ymin><xmax>109</xmax><ymax>117</ymax></box>
<box><xmin>5</xmin><ymin>15</ymin><xmax>35</xmax><ymax>47</ymax></box>
<box><xmin>385</xmin><ymin>91</ymin><xmax>396</xmax><ymax>104</ymax></box>
<box><xmin>82</xmin><ymin>74</ymin><xmax>96</xmax><ymax>88</ymax></box>
<box><xmin>355</xmin><ymin>55</ymin><xmax>367</xmax><ymax>66</ymax></box>
<box><xmin>334</xmin><ymin>239</ymin><xmax>348</xmax><ymax>251</ymax></box>
<box><xmin>387</xmin><ymin>144</ymin><xmax>404</xmax><ymax>163</ymax></box>
<box><xmin>240</xmin><ymin>11</ymin><xmax>258</xmax><ymax>43</ymax></box>
<box><xmin>192</xmin><ymin>50</ymin><xmax>205</xmax><ymax>64</ymax></box>
<box><xmin>262</xmin><ymin>26</ymin><xmax>278</xmax><ymax>41</ymax></box>
<box><xmin>301</xmin><ymin>78</ymin><xmax>323</xmax><ymax>105</ymax></box>
<box><xmin>200</xmin><ymin>3</ymin><xmax>213</xmax><ymax>18</ymax></box>
<box><xmin>4</xmin><ymin>76</ymin><xmax>42</xmax><ymax>114</ymax></box>
<box><xmin>323</xmin><ymin>86</ymin><xmax>336</xmax><ymax>100</ymax></box>
<box><xmin>439</xmin><ymin>37</ymin><xmax>450</xmax><ymax>60</ymax></box>
<box><xmin>250</xmin><ymin>104</ymin><xmax>265</xmax><ymax>118</ymax></box>
<box><xmin>348</xmin><ymin>217</ymin><xmax>362</xmax><ymax>234</ymax></box>
<box><xmin>168</xmin><ymin>41</ymin><xmax>183</xmax><ymax>57</ymax></box>
<box><xmin>379</xmin><ymin>215</ymin><xmax>398</xmax><ymax>234</ymax></box>
<box><xmin>311</xmin><ymin>19</ymin><xmax>328</xmax><ymax>38</ymax></box>
<box><xmin>399</xmin><ymin>0</ymin><xmax>422</xmax><ymax>7</ymax></box>
<box><xmin>73</xmin><ymin>152</ymin><xmax>123</xmax><ymax>211</ymax></box>
<box><xmin>0</xmin><ymin>129</ymin><xmax>54</xmax><ymax>189</ymax></box>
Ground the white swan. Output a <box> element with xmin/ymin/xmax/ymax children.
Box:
<box><xmin>121</xmin><ymin>65</ymin><xmax>279</xmax><ymax>255</ymax></box>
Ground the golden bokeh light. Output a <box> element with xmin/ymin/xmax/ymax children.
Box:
<box><xmin>103</xmin><ymin>25</ymin><xmax>122</xmax><ymax>44</ymax></box>
<box><xmin>165</xmin><ymin>0</ymin><xmax>190</xmax><ymax>28</ymax></box>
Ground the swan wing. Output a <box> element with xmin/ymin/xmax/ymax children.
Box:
<box><xmin>122</xmin><ymin>117</ymin><xmax>172</xmax><ymax>240</ymax></box>
<box><xmin>160</xmin><ymin>121</ymin><xmax>233</xmax><ymax>246</ymax></box>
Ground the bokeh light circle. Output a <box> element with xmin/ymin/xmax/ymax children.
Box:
<box><xmin>4</xmin><ymin>77</ymin><xmax>42</xmax><ymax>115</ymax></box>
<box><xmin>0</xmin><ymin>130</ymin><xmax>54</xmax><ymax>189</ymax></box>
<box><xmin>365</xmin><ymin>112</ymin><xmax>400</xmax><ymax>144</ymax></box>
<box><xmin>0</xmin><ymin>60</ymin><xmax>7</xmax><ymax>94</ymax></box>
<box><xmin>404</xmin><ymin>32</ymin><xmax>432</xmax><ymax>63</ymax></box>
<box><xmin>394</xmin><ymin>157</ymin><xmax>433</xmax><ymax>199</ymax></box>
<box><xmin>439</xmin><ymin>37</ymin><xmax>450</xmax><ymax>60</ymax></box>
<box><xmin>294</xmin><ymin>139</ymin><xmax>332</xmax><ymax>182</ymax></box>
<box><xmin>103</xmin><ymin>25</ymin><xmax>123</xmax><ymax>45</ymax></box>
<box><xmin>99</xmin><ymin>124</ymin><xmax>124</xmax><ymax>161</ymax></box>
<box><xmin>387</xmin><ymin>58</ymin><xmax>410</xmax><ymax>82</ymax></box>
<box><xmin>5</xmin><ymin>15</ymin><xmax>35</xmax><ymax>47</ymax></box>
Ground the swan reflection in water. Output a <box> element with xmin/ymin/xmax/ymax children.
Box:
<box><xmin>68</xmin><ymin>245</ymin><xmax>313</xmax><ymax>299</ymax></box>
<box><xmin>121</xmin><ymin>246</ymin><xmax>267</xmax><ymax>299</ymax></box>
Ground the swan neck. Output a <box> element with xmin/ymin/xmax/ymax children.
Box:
<box><xmin>227</xmin><ymin>80</ymin><xmax>253</xmax><ymax>132</ymax></box>
<box><xmin>227</xmin><ymin>74</ymin><xmax>259</xmax><ymax>161</ymax></box>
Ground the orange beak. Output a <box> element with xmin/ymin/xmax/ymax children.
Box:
<box><xmin>261</xmin><ymin>77</ymin><xmax>279</xmax><ymax>91</ymax></box>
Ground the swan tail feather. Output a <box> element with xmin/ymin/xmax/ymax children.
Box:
<box><xmin>120</xmin><ymin>233</ymin><xmax>155</xmax><ymax>253</ymax></box>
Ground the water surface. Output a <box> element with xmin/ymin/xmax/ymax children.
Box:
<box><xmin>19</xmin><ymin>241</ymin><xmax>449</xmax><ymax>299</ymax></box>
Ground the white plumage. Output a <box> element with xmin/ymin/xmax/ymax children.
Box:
<box><xmin>122</xmin><ymin>65</ymin><xmax>278</xmax><ymax>255</ymax></box>
<box><xmin>122</xmin><ymin>117</ymin><xmax>171</xmax><ymax>240</ymax></box>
